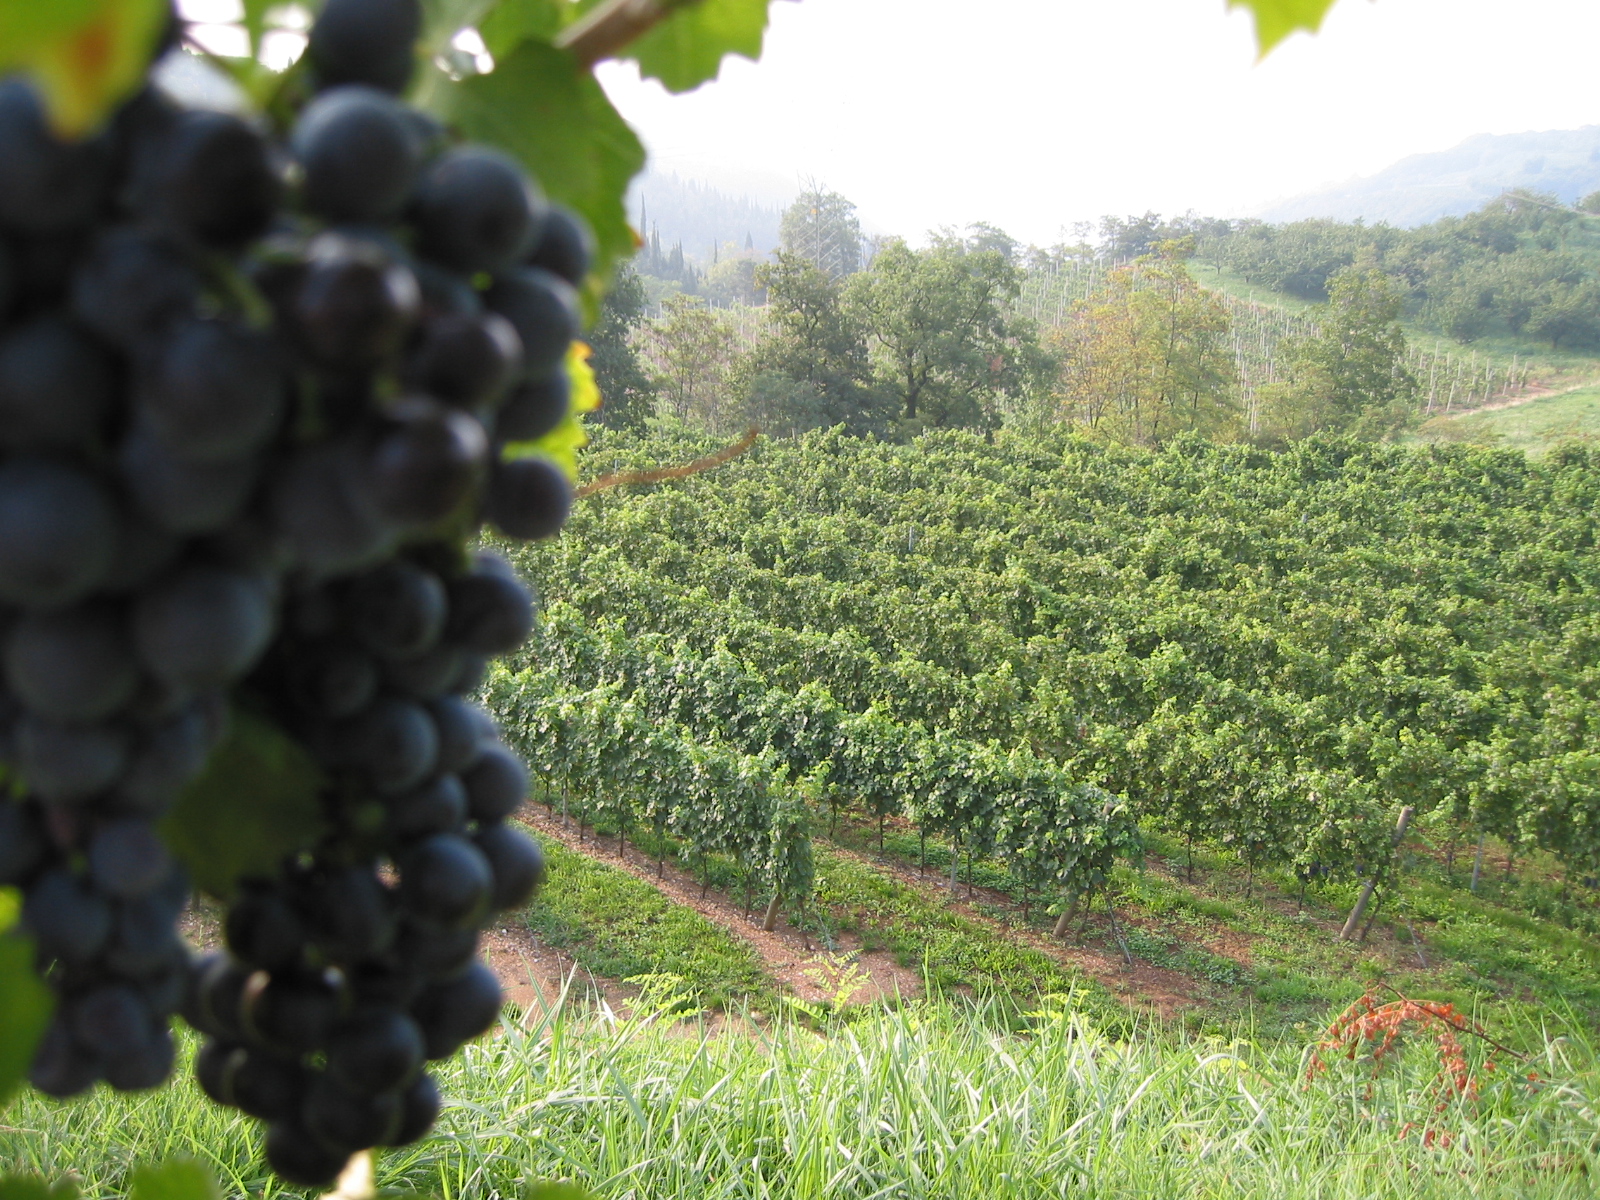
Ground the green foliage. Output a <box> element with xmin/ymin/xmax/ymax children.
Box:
<box><xmin>129</xmin><ymin>1160</ymin><xmax>219</xmax><ymax>1200</ymax></box>
<box><xmin>587</xmin><ymin>264</ymin><xmax>657</xmax><ymax>430</ymax></box>
<box><xmin>621</xmin><ymin>0</ymin><xmax>773</xmax><ymax>93</ymax></box>
<box><xmin>158</xmin><ymin>709</ymin><xmax>326</xmax><ymax>901</ymax></box>
<box><xmin>0</xmin><ymin>908</ymin><xmax>52</xmax><ymax>1113</ymax></box>
<box><xmin>0</xmin><ymin>1176</ymin><xmax>78</xmax><ymax>1200</ymax></box>
<box><xmin>516</xmin><ymin>833</ymin><xmax>772</xmax><ymax>1007</ymax></box>
<box><xmin>779</xmin><ymin>187</ymin><xmax>864</xmax><ymax>282</ymax></box>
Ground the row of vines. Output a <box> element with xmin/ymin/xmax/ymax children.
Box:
<box><xmin>493</xmin><ymin>427</ymin><xmax>1600</xmax><ymax>903</ymax></box>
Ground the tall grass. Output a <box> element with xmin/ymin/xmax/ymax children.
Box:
<box><xmin>6</xmin><ymin>987</ymin><xmax>1600</xmax><ymax>1199</ymax></box>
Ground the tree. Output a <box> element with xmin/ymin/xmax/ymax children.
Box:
<box><xmin>737</xmin><ymin>252</ymin><xmax>888</xmax><ymax>435</ymax></box>
<box><xmin>844</xmin><ymin>235</ymin><xmax>1033</xmax><ymax>429</ymax></box>
<box><xmin>588</xmin><ymin>264</ymin><xmax>657</xmax><ymax>431</ymax></box>
<box><xmin>1048</xmin><ymin>240</ymin><xmax>1239</xmax><ymax>446</ymax></box>
<box><xmin>779</xmin><ymin>186</ymin><xmax>863</xmax><ymax>281</ymax></box>
<box><xmin>1260</xmin><ymin>267</ymin><xmax>1418</xmax><ymax>442</ymax></box>
<box><xmin>640</xmin><ymin>294</ymin><xmax>738</xmax><ymax>430</ymax></box>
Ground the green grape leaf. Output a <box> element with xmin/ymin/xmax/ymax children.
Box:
<box><xmin>159</xmin><ymin>709</ymin><xmax>327</xmax><ymax>901</ymax></box>
<box><xmin>0</xmin><ymin>0</ymin><xmax>170</xmax><ymax>136</ymax></box>
<box><xmin>130</xmin><ymin>1161</ymin><xmax>220</xmax><ymax>1200</ymax></box>
<box><xmin>0</xmin><ymin>914</ymin><xmax>53</xmax><ymax>1113</ymax></box>
<box><xmin>479</xmin><ymin>0</ymin><xmax>571</xmax><ymax>56</ymax></box>
<box><xmin>0</xmin><ymin>1176</ymin><xmax>79</xmax><ymax>1200</ymax></box>
<box><xmin>624</xmin><ymin>0</ymin><xmax>772</xmax><ymax>93</ymax></box>
<box><xmin>1227</xmin><ymin>0</ymin><xmax>1340</xmax><ymax>55</ymax></box>
<box><xmin>434</xmin><ymin>39</ymin><xmax>645</xmax><ymax>307</ymax></box>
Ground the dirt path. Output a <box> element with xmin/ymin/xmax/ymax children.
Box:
<box><xmin>517</xmin><ymin>804</ymin><xmax>925</xmax><ymax>1007</ymax></box>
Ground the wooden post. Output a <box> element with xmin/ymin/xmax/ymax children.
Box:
<box><xmin>1470</xmin><ymin>832</ymin><xmax>1486</xmax><ymax>893</ymax></box>
<box><xmin>1340</xmin><ymin>805</ymin><xmax>1415</xmax><ymax>941</ymax></box>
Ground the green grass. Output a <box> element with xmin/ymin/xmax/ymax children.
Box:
<box><xmin>6</xmin><ymin>996</ymin><xmax>1600</xmax><ymax>1199</ymax></box>
<box><xmin>515</xmin><ymin>832</ymin><xmax>773</xmax><ymax>1009</ymax></box>
<box><xmin>1415</xmin><ymin>384</ymin><xmax>1600</xmax><ymax>455</ymax></box>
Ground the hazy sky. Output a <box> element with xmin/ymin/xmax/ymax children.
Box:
<box><xmin>597</xmin><ymin>0</ymin><xmax>1600</xmax><ymax>246</ymax></box>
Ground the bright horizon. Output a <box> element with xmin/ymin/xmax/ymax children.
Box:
<box><xmin>596</xmin><ymin>0</ymin><xmax>1600</xmax><ymax>246</ymax></box>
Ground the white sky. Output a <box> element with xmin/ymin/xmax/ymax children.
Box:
<box><xmin>596</xmin><ymin>0</ymin><xmax>1600</xmax><ymax>246</ymax></box>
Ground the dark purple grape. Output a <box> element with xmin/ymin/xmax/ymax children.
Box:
<box><xmin>326</xmin><ymin>1008</ymin><xmax>424</xmax><ymax>1095</ymax></box>
<box><xmin>195</xmin><ymin>1038</ymin><xmax>241</xmax><ymax>1107</ymax></box>
<box><xmin>147</xmin><ymin>111</ymin><xmax>282</xmax><ymax>248</ymax></box>
<box><xmin>227</xmin><ymin>885</ymin><xmax>307</xmax><ymax>972</ymax></box>
<box><xmin>414</xmin><ymin>148</ymin><xmax>545</xmax><ymax>275</ymax></box>
<box><xmin>484</xmin><ymin>267</ymin><xmax>579</xmax><ymax>380</ymax></box>
<box><xmin>461</xmin><ymin>746</ymin><xmax>527</xmax><ymax>823</ymax></box>
<box><xmin>406</xmin><ymin>312</ymin><xmax>522</xmax><ymax>409</ymax></box>
<box><xmin>0</xmin><ymin>79</ymin><xmax>112</xmax><ymax>233</ymax></box>
<box><xmin>118</xmin><ymin>424</ymin><xmax>261</xmax><ymax>535</ymax></box>
<box><xmin>307</xmin><ymin>0</ymin><xmax>422</xmax><ymax>94</ymax></box>
<box><xmin>496</xmin><ymin>371</ymin><xmax>570</xmax><ymax>442</ymax></box>
<box><xmin>243</xmin><ymin>972</ymin><xmax>339</xmax><ymax>1055</ymax></box>
<box><xmin>15</xmin><ymin>716</ymin><xmax>129</xmax><ymax>802</ymax></box>
<box><xmin>186</xmin><ymin>953</ymin><xmax>252</xmax><ymax>1041</ymax></box>
<box><xmin>445</xmin><ymin>560</ymin><xmax>533</xmax><ymax>654</ymax></box>
<box><xmin>384</xmin><ymin>1071</ymin><xmax>441</xmax><ymax>1145</ymax></box>
<box><xmin>293</xmin><ymin>85</ymin><xmax>420</xmax><ymax>222</ymax></box>
<box><xmin>475</xmin><ymin>822</ymin><xmax>546</xmax><ymax>911</ymax></box>
<box><xmin>387</xmin><ymin>773</ymin><xmax>468</xmax><ymax>840</ymax></box>
<box><xmin>411</xmin><ymin>962</ymin><xmax>502</xmax><ymax>1059</ymax></box>
<box><xmin>99</xmin><ymin>515</ymin><xmax>182</xmax><ymax>594</ymax></box>
<box><xmin>69</xmin><ymin>984</ymin><xmax>152</xmax><ymax>1060</ymax></box>
<box><xmin>393</xmin><ymin>921</ymin><xmax>477</xmax><ymax>980</ymax></box>
<box><xmin>103</xmin><ymin>1024</ymin><xmax>175</xmax><ymax>1091</ymax></box>
<box><xmin>4</xmin><ymin>602</ymin><xmax>138</xmax><ymax>721</ymax></box>
<box><xmin>265</xmin><ymin>1119</ymin><xmax>350</xmax><ymax>1189</ymax></box>
<box><xmin>0</xmin><ymin>456</ymin><xmax>117</xmax><ymax>608</ymax></box>
<box><xmin>301</xmin><ymin>866</ymin><xmax>394</xmax><ymax>961</ymax></box>
<box><xmin>112</xmin><ymin>703</ymin><xmax>218</xmax><ymax>816</ymax></box>
<box><xmin>291</xmin><ymin>238</ymin><xmax>420</xmax><ymax>368</ymax></box>
<box><xmin>87</xmin><ymin>818</ymin><xmax>172</xmax><ymax>899</ymax></box>
<box><xmin>271</xmin><ymin>438</ymin><xmax>398</xmax><ymax>576</ymax></box>
<box><xmin>288</xmin><ymin>642</ymin><xmax>379</xmax><ymax>719</ymax></box>
<box><xmin>399</xmin><ymin>834</ymin><xmax>492</xmax><ymax>930</ymax></box>
<box><xmin>429</xmin><ymin>697</ymin><xmax>488</xmax><ymax>774</ymax></box>
<box><xmin>524</xmin><ymin>204</ymin><xmax>594</xmax><ymax>287</ymax></box>
<box><xmin>105</xmin><ymin>892</ymin><xmax>186</xmax><ymax>976</ymax></box>
<box><xmin>28</xmin><ymin>1017</ymin><xmax>101</xmax><ymax>1098</ymax></box>
<box><xmin>139</xmin><ymin>319</ymin><xmax>286</xmax><ymax>461</ymax></box>
<box><xmin>71</xmin><ymin>229</ymin><xmax>199</xmax><ymax>353</ymax></box>
<box><xmin>0</xmin><ymin>316</ymin><xmax>116</xmax><ymax>451</ymax></box>
<box><xmin>344</xmin><ymin>560</ymin><xmax>447</xmax><ymax>660</ymax></box>
<box><xmin>383</xmin><ymin>643</ymin><xmax>464</xmax><ymax>701</ymax></box>
<box><xmin>366</xmin><ymin>401</ymin><xmax>488</xmax><ymax>525</ymax></box>
<box><xmin>334</xmin><ymin>697</ymin><xmax>439</xmax><ymax>794</ymax></box>
<box><xmin>0</xmin><ymin>801</ymin><xmax>47</xmax><ymax>884</ymax></box>
<box><xmin>304</xmin><ymin>1072</ymin><xmax>402</xmax><ymax>1152</ymax></box>
<box><xmin>134</xmin><ymin>566</ymin><xmax>273</xmax><ymax>690</ymax></box>
<box><xmin>233</xmin><ymin>1046</ymin><xmax>309</xmax><ymax>1121</ymax></box>
<box><xmin>487</xmin><ymin>456</ymin><xmax>572</xmax><ymax>542</ymax></box>
<box><xmin>23</xmin><ymin>869</ymin><xmax>113</xmax><ymax>965</ymax></box>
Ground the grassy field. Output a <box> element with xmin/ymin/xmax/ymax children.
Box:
<box><xmin>1414</xmin><ymin>384</ymin><xmax>1600</xmax><ymax>454</ymax></box>
<box><xmin>6</xmin><ymin>995</ymin><xmax>1600</xmax><ymax>1200</ymax></box>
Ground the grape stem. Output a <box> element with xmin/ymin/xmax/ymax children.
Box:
<box><xmin>322</xmin><ymin>1151</ymin><xmax>376</xmax><ymax>1200</ymax></box>
<box><xmin>555</xmin><ymin>0</ymin><xmax>701</xmax><ymax>68</ymax></box>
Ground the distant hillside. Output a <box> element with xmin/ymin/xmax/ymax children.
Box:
<box><xmin>1260</xmin><ymin>127</ymin><xmax>1600</xmax><ymax>227</ymax></box>
<box><xmin>627</xmin><ymin>170</ymin><xmax>787</xmax><ymax>266</ymax></box>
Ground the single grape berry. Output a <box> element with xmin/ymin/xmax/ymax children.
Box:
<box><xmin>133</xmin><ymin>566</ymin><xmax>274</xmax><ymax>690</ymax></box>
<box><xmin>14</xmin><ymin>715</ymin><xmax>130</xmax><ymax>802</ymax></box>
<box><xmin>0</xmin><ymin>456</ymin><xmax>117</xmax><ymax>608</ymax></box>
<box><xmin>524</xmin><ymin>204</ymin><xmax>594</xmax><ymax>287</ymax></box>
<box><xmin>118</xmin><ymin>424</ymin><xmax>262</xmax><ymax>536</ymax></box>
<box><xmin>139</xmin><ymin>319</ymin><xmax>286</xmax><ymax>462</ymax></box>
<box><xmin>291</xmin><ymin>238</ymin><xmax>420</xmax><ymax>369</ymax></box>
<box><xmin>484</xmin><ymin>268</ymin><xmax>579</xmax><ymax>380</ymax></box>
<box><xmin>428</xmin><ymin>696</ymin><xmax>488</xmax><ymax>774</ymax></box>
<box><xmin>4</xmin><ymin>602</ymin><xmax>140</xmax><ymax>722</ymax></box>
<box><xmin>366</xmin><ymin>401</ymin><xmax>488</xmax><ymax>525</ymax></box>
<box><xmin>265</xmin><ymin>1119</ymin><xmax>350</xmax><ymax>1190</ymax></box>
<box><xmin>386</xmin><ymin>773</ymin><xmax>468</xmax><ymax>840</ymax></box>
<box><xmin>496</xmin><ymin>371</ymin><xmax>571</xmax><ymax>443</ymax></box>
<box><xmin>487</xmin><ymin>456</ymin><xmax>573</xmax><ymax>542</ymax></box>
<box><xmin>145</xmin><ymin>111</ymin><xmax>282</xmax><ymax>248</ymax></box>
<box><xmin>343</xmin><ymin>560</ymin><xmax>447</xmax><ymax>660</ymax></box>
<box><xmin>445</xmin><ymin>560</ymin><xmax>534</xmax><ymax>654</ymax></box>
<box><xmin>406</xmin><ymin>312</ymin><xmax>522</xmax><ymax>410</ymax></box>
<box><xmin>384</xmin><ymin>1071</ymin><xmax>442</xmax><ymax>1146</ymax></box>
<box><xmin>307</xmin><ymin>0</ymin><xmax>423</xmax><ymax>94</ymax></box>
<box><xmin>0</xmin><ymin>79</ymin><xmax>112</xmax><ymax>234</ymax></box>
<box><xmin>326</xmin><ymin>1008</ymin><xmax>425</xmax><ymax>1095</ymax></box>
<box><xmin>398</xmin><ymin>834</ymin><xmax>492</xmax><ymax>930</ymax></box>
<box><xmin>475</xmin><ymin>822</ymin><xmax>546</xmax><ymax>911</ymax></box>
<box><xmin>333</xmin><ymin>696</ymin><xmax>440</xmax><ymax>794</ymax></box>
<box><xmin>71</xmin><ymin>229</ymin><xmax>199</xmax><ymax>354</ymax></box>
<box><xmin>0</xmin><ymin>316</ymin><xmax>117</xmax><ymax>452</ymax></box>
<box><xmin>292</xmin><ymin>86</ymin><xmax>421</xmax><ymax>222</ymax></box>
<box><xmin>411</xmin><ymin>962</ymin><xmax>502</xmax><ymax>1059</ymax></box>
<box><xmin>87</xmin><ymin>818</ymin><xmax>174</xmax><ymax>899</ymax></box>
<box><xmin>460</xmin><ymin>745</ymin><xmax>527</xmax><ymax>823</ymax></box>
<box><xmin>413</xmin><ymin>147</ymin><xmax>545</xmax><ymax>275</ymax></box>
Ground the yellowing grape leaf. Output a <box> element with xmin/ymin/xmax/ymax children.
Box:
<box><xmin>0</xmin><ymin>0</ymin><xmax>170</xmax><ymax>136</ymax></box>
<box><xmin>1228</xmin><ymin>0</ymin><xmax>1341</xmax><ymax>55</ymax></box>
<box><xmin>624</xmin><ymin>0</ymin><xmax>772</xmax><ymax>93</ymax></box>
<box><xmin>159</xmin><ymin>708</ymin><xmax>326</xmax><ymax>901</ymax></box>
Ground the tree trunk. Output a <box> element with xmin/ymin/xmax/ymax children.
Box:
<box><xmin>1104</xmin><ymin>893</ymin><xmax>1133</xmax><ymax>966</ymax></box>
<box><xmin>878</xmin><ymin>813</ymin><xmax>885</xmax><ymax>853</ymax></box>
<box><xmin>949</xmin><ymin>836</ymin><xmax>960</xmax><ymax>894</ymax></box>
<box><xmin>1052</xmin><ymin>894</ymin><xmax>1080</xmax><ymax>939</ymax></box>
<box><xmin>1469</xmin><ymin>832</ymin><xmax>1486</xmax><ymax>893</ymax></box>
<box><xmin>762</xmin><ymin>892</ymin><xmax>782</xmax><ymax>932</ymax></box>
<box><xmin>919</xmin><ymin>831</ymin><xmax>926</xmax><ymax>875</ymax></box>
<box><xmin>1341</xmin><ymin>805</ymin><xmax>1415</xmax><ymax>941</ymax></box>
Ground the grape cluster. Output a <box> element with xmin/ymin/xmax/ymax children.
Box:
<box><xmin>0</xmin><ymin>0</ymin><xmax>582</xmax><ymax>1184</ymax></box>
